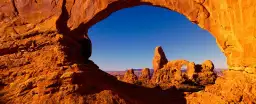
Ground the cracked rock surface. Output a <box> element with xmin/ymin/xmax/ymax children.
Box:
<box><xmin>0</xmin><ymin>0</ymin><xmax>256</xmax><ymax>103</ymax></box>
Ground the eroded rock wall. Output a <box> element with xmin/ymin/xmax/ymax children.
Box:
<box><xmin>186</xmin><ymin>70</ymin><xmax>256</xmax><ymax>103</ymax></box>
<box><xmin>60</xmin><ymin>0</ymin><xmax>256</xmax><ymax>72</ymax></box>
<box><xmin>0</xmin><ymin>0</ymin><xmax>256</xmax><ymax>103</ymax></box>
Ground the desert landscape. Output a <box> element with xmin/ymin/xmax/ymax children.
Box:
<box><xmin>1</xmin><ymin>0</ymin><xmax>256</xmax><ymax>104</ymax></box>
<box><xmin>109</xmin><ymin>46</ymin><xmax>219</xmax><ymax>92</ymax></box>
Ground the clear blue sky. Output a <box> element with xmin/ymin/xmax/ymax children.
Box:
<box><xmin>88</xmin><ymin>5</ymin><xmax>227</xmax><ymax>71</ymax></box>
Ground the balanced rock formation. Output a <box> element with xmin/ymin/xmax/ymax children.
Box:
<box><xmin>122</xmin><ymin>69</ymin><xmax>138</xmax><ymax>84</ymax></box>
<box><xmin>152</xmin><ymin>46</ymin><xmax>168</xmax><ymax>71</ymax></box>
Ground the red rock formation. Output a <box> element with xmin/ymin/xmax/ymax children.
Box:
<box><xmin>151</xmin><ymin>68</ymin><xmax>171</xmax><ymax>84</ymax></box>
<box><xmin>1</xmin><ymin>0</ymin><xmax>256</xmax><ymax>103</ymax></box>
<box><xmin>192</xmin><ymin>60</ymin><xmax>217</xmax><ymax>85</ymax></box>
<box><xmin>187</xmin><ymin>70</ymin><xmax>256</xmax><ymax>103</ymax></box>
<box><xmin>151</xmin><ymin>60</ymin><xmax>189</xmax><ymax>86</ymax></box>
<box><xmin>187</xmin><ymin>62</ymin><xmax>196</xmax><ymax>80</ymax></box>
<box><xmin>151</xmin><ymin>58</ymin><xmax>217</xmax><ymax>88</ymax></box>
<box><xmin>163</xmin><ymin>60</ymin><xmax>190</xmax><ymax>70</ymax></box>
<box><xmin>201</xmin><ymin>60</ymin><xmax>214</xmax><ymax>72</ymax></box>
<box><xmin>122</xmin><ymin>69</ymin><xmax>138</xmax><ymax>84</ymax></box>
<box><xmin>139</xmin><ymin>68</ymin><xmax>151</xmax><ymax>83</ymax></box>
<box><xmin>152</xmin><ymin>46</ymin><xmax>168</xmax><ymax>71</ymax></box>
<box><xmin>0</xmin><ymin>60</ymin><xmax>186</xmax><ymax>104</ymax></box>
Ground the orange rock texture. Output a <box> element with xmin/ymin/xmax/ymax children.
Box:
<box><xmin>151</xmin><ymin>47</ymin><xmax>217</xmax><ymax>87</ymax></box>
<box><xmin>0</xmin><ymin>0</ymin><xmax>256</xmax><ymax>103</ymax></box>
<box><xmin>152</xmin><ymin>46</ymin><xmax>168</xmax><ymax>71</ymax></box>
<box><xmin>186</xmin><ymin>62</ymin><xmax>196</xmax><ymax>80</ymax></box>
<box><xmin>151</xmin><ymin>59</ymin><xmax>189</xmax><ymax>85</ymax></box>
<box><xmin>187</xmin><ymin>70</ymin><xmax>256</xmax><ymax>103</ymax></box>
<box><xmin>193</xmin><ymin>60</ymin><xmax>217</xmax><ymax>85</ymax></box>
<box><xmin>122</xmin><ymin>69</ymin><xmax>138</xmax><ymax>84</ymax></box>
<box><xmin>138</xmin><ymin>68</ymin><xmax>151</xmax><ymax>84</ymax></box>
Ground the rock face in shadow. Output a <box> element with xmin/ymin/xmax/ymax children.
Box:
<box><xmin>0</xmin><ymin>60</ymin><xmax>186</xmax><ymax>104</ymax></box>
<box><xmin>194</xmin><ymin>60</ymin><xmax>217</xmax><ymax>85</ymax></box>
<box><xmin>152</xmin><ymin>46</ymin><xmax>168</xmax><ymax>71</ymax></box>
<box><xmin>0</xmin><ymin>0</ymin><xmax>256</xmax><ymax>103</ymax></box>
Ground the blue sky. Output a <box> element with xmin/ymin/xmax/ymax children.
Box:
<box><xmin>88</xmin><ymin>5</ymin><xmax>227</xmax><ymax>71</ymax></box>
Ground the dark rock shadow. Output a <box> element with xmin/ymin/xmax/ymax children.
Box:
<box><xmin>73</xmin><ymin>61</ymin><xmax>187</xmax><ymax>104</ymax></box>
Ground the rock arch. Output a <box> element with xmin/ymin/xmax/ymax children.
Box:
<box><xmin>65</xmin><ymin>0</ymin><xmax>256</xmax><ymax>73</ymax></box>
<box><xmin>1</xmin><ymin>0</ymin><xmax>255</xmax><ymax>73</ymax></box>
<box><xmin>1</xmin><ymin>0</ymin><xmax>256</xmax><ymax>103</ymax></box>
<box><xmin>164</xmin><ymin>60</ymin><xmax>190</xmax><ymax>70</ymax></box>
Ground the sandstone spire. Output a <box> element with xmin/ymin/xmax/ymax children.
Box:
<box><xmin>152</xmin><ymin>46</ymin><xmax>168</xmax><ymax>71</ymax></box>
<box><xmin>139</xmin><ymin>68</ymin><xmax>151</xmax><ymax>81</ymax></box>
<box><xmin>122</xmin><ymin>69</ymin><xmax>138</xmax><ymax>84</ymax></box>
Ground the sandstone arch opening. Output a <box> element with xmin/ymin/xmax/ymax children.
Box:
<box><xmin>87</xmin><ymin>5</ymin><xmax>227</xmax><ymax>73</ymax></box>
<box><xmin>1</xmin><ymin>0</ymin><xmax>256</xmax><ymax>103</ymax></box>
<box><xmin>62</xmin><ymin>0</ymin><xmax>255</xmax><ymax>73</ymax></box>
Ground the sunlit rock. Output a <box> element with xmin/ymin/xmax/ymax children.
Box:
<box><xmin>152</xmin><ymin>46</ymin><xmax>168</xmax><ymax>71</ymax></box>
